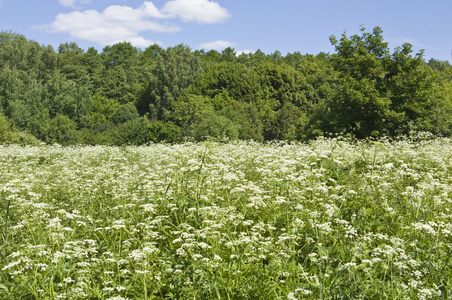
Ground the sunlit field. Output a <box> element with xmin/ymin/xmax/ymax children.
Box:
<box><xmin>1</xmin><ymin>136</ymin><xmax>452</xmax><ymax>299</ymax></box>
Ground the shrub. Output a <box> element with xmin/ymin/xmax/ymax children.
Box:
<box><xmin>192</xmin><ymin>114</ymin><xmax>239</xmax><ymax>141</ymax></box>
<box><xmin>111</xmin><ymin>103</ymin><xmax>140</xmax><ymax>125</ymax></box>
<box><xmin>117</xmin><ymin>117</ymin><xmax>182</xmax><ymax>145</ymax></box>
<box><xmin>0</xmin><ymin>112</ymin><xmax>11</xmax><ymax>143</ymax></box>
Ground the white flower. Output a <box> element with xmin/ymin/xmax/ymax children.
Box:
<box><xmin>140</xmin><ymin>203</ymin><xmax>157</xmax><ymax>213</ymax></box>
<box><xmin>295</xmin><ymin>289</ymin><xmax>312</xmax><ymax>295</ymax></box>
<box><xmin>63</xmin><ymin>277</ymin><xmax>74</xmax><ymax>284</ymax></box>
<box><xmin>2</xmin><ymin>259</ymin><xmax>22</xmax><ymax>271</ymax></box>
<box><xmin>198</xmin><ymin>242</ymin><xmax>212</xmax><ymax>249</ymax></box>
<box><xmin>112</xmin><ymin>219</ymin><xmax>126</xmax><ymax>229</ymax></box>
<box><xmin>176</xmin><ymin>248</ymin><xmax>186</xmax><ymax>257</ymax></box>
<box><xmin>192</xmin><ymin>254</ymin><xmax>203</xmax><ymax>261</ymax></box>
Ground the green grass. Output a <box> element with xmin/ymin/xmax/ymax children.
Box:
<box><xmin>1</xmin><ymin>137</ymin><xmax>451</xmax><ymax>299</ymax></box>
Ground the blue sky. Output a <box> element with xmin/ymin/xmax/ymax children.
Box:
<box><xmin>1</xmin><ymin>0</ymin><xmax>451</xmax><ymax>61</ymax></box>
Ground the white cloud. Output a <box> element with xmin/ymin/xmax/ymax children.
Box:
<box><xmin>42</xmin><ymin>1</ymin><xmax>230</xmax><ymax>47</ymax></box>
<box><xmin>236</xmin><ymin>50</ymin><xmax>255</xmax><ymax>56</ymax></box>
<box><xmin>42</xmin><ymin>2</ymin><xmax>180</xmax><ymax>47</ymax></box>
<box><xmin>59</xmin><ymin>0</ymin><xmax>91</xmax><ymax>9</ymax></box>
<box><xmin>162</xmin><ymin>0</ymin><xmax>230</xmax><ymax>23</ymax></box>
<box><xmin>199</xmin><ymin>40</ymin><xmax>235</xmax><ymax>50</ymax></box>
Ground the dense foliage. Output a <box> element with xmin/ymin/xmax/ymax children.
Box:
<box><xmin>1</xmin><ymin>138</ymin><xmax>451</xmax><ymax>299</ymax></box>
<box><xmin>1</xmin><ymin>27</ymin><xmax>452</xmax><ymax>145</ymax></box>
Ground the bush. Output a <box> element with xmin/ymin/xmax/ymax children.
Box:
<box><xmin>111</xmin><ymin>103</ymin><xmax>140</xmax><ymax>124</ymax></box>
<box><xmin>9</xmin><ymin>131</ymin><xmax>42</xmax><ymax>146</ymax></box>
<box><xmin>117</xmin><ymin>117</ymin><xmax>182</xmax><ymax>145</ymax></box>
<box><xmin>45</xmin><ymin>114</ymin><xmax>77</xmax><ymax>144</ymax></box>
<box><xmin>193</xmin><ymin>114</ymin><xmax>239</xmax><ymax>141</ymax></box>
<box><xmin>150</xmin><ymin>121</ymin><xmax>182</xmax><ymax>143</ymax></box>
<box><xmin>219</xmin><ymin>103</ymin><xmax>264</xmax><ymax>142</ymax></box>
<box><xmin>0</xmin><ymin>113</ymin><xmax>11</xmax><ymax>144</ymax></box>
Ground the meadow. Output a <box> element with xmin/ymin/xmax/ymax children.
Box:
<box><xmin>1</xmin><ymin>136</ymin><xmax>451</xmax><ymax>299</ymax></box>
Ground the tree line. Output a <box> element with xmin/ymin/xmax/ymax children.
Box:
<box><xmin>1</xmin><ymin>26</ymin><xmax>452</xmax><ymax>145</ymax></box>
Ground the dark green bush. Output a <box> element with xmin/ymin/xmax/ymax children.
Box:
<box><xmin>111</xmin><ymin>103</ymin><xmax>140</xmax><ymax>124</ymax></box>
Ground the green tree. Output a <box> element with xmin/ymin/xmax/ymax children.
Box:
<box><xmin>428</xmin><ymin>58</ymin><xmax>451</xmax><ymax>72</ymax></box>
<box><xmin>249</xmin><ymin>62</ymin><xmax>311</xmax><ymax>108</ymax></box>
<box><xmin>0</xmin><ymin>67</ymin><xmax>24</xmax><ymax>115</ymax></box>
<box><xmin>116</xmin><ymin>117</ymin><xmax>181</xmax><ymax>145</ymax></box>
<box><xmin>196</xmin><ymin>49</ymin><xmax>222</xmax><ymax>65</ymax></box>
<box><xmin>141</xmin><ymin>44</ymin><xmax>163</xmax><ymax>68</ymax></box>
<box><xmin>284</xmin><ymin>51</ymin><xmax>305</xmax><ymax>67</ymax></box>
<box><xmin>427</xmin><ymin>80</ymin><xmax>452</xmax><ymax>136</ymax></box>
<box><xmin>171</xmin><ymin>93</ymin><xmax>214</xmax><ymax>135</ymax></box>
<box><xmin>112</xmin><ymin>102</ymin><xmax>140</xmax><ymax>125</ymax></box>
<box><xmin>40</xmin><ymin>45</ymin><xmax>58</xmax><ymax>81</ymax></box>
<box><xmin>100</xmin><ymin>42</ymin><xmax>143</xmax><ymax>104</ymax></box>
<box><xmin>275</xmin><ymin>102</ymin><xmax>304</xmax><ymax>140</ymax></box>
<box><xmin>46</xmin><ymin>114</ymin><xmax>77</xmax><ymax>144</ymax></box>
<box><xmin>192</xmin><ymin>114</ymin><xmax>239</xmax><ymax>141</ymax></box>
<box><xmin>0</xmin><ymin>112</ymin><xmax>12</xmax><ymax>143</ymax></box>
<box><xmin>245</xmin><ymin>49</ymin><xmax>266</xmax><ymax>66</ymax></box>
<box><xmin>238</xmin><ymin>67</ymin><xmax>278</xmax><ymax>139</ymax></box>
<box><xmin>140</xmin><ymin>44</ymin><xmax>163</xmax><ymax>88</ymax></box>
<box><xmin>313</xmin><ymin>26</ymin><xmax>436</xmax><ymax>138</ymax></box>
<box><xmin>43</xmin><ymin>72</ymin><xmax>91</xmax><ymax>128</ymax></box>
<box><xmin>0</xmin><ymin>31</ymin><xmax>46</xmax><ymax>83</ymax></box>
<box><xmin>19</xmin><ymin>81</ymin><xmax>50</xmax><ymax>140</ymax></box>
<box><xmin>295</xmin><ymin>54</ymin><xmax>336</xmax><ymax>106</ymax></box>
<box><xmin>90</xmin><ymin>93</ymin><xmax>119</xmax><ymax>127</ymax></box>
<box><xmin>150</xmin><ymin>121</ymin><xmax>182</xmax><ymax>143</ymax></box>
<box><xmin>138</xmin><ymin>44</ymin><xmax>203</xmax><ymax>120</ymax></box>
<box><xmin>218</xmin><ymin>102</ymin><xmax>263</xmax><ymax>141</ymax></box>
<box><xmin>221</xmin><ymin>47</ymin><xmax>237</xmax><ymax>62</ymax></box>
<box><xmin>383</xmin><ymin>44</ymin><xmax>437</xmax><ymax>128</ymax></box>
<box><xmin>189</xmin><ymin>61</ymin><xmax>247</xmax><ymax>101</ymax></box>
<box><xmin>189</xmin><ymin>58</ymin><xmax>322</xmax><ymax>140</ymax></box>
<box><xmin>242</xmin><ymin>62</ymin><xmax>311</xmax><ymax>139</ymax></box>
<box><xmin>58</xmin><ymin>42</ymin><xmax>87</xmax><ymax>83</ymax></box>
<box><xmin>211</xmin><ymin>90</ymin><xmax>236</xmax><ymax>110</ymax></box>
<box><xmin>81</xmin><ymin>47</ymin><xmax>104</xmax><ymax>92</ymax></box>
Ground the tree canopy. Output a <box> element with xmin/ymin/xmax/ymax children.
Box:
<box><xmin>0</xmin><ymin>28</ymin><xmax>451</xmax><ymax>145</ymax></box>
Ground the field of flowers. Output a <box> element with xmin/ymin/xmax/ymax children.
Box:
<box><xmin>1</xmin><ymin>137</ymin><xmax>452</xmax><ymax>299</ymax></box>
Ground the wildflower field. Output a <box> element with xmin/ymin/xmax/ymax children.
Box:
<box><xmin>1</xmin><ymin>137</ymin><xmax>452</xmax><ymax>299</ymax></box>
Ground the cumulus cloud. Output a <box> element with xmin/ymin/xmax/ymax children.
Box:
<box><xmin>162</xmin><ymin>0</ymin><xmax>230</xmax><ymax>23</ymax></box>
<box><xmin>236</xmin><ymin>50</ymin><xmax>255</xmax><ymax>56</ymax></box>
<box><xmin>199</xmin><ymin>40</ymin><xmax>235</xmax><ymax>50</ymax></box>
<box><xmin>42</xmin><ymin>2</ymin><xmax>180</xmax><ymax>47</ymax></box>
<box><xmin>42</xmin><ymin>1</ymin><xmax>230</xmax><ymax>47</ymax></box>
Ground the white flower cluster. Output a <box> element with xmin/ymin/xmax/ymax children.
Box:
<box><xmin>0</xmin><ymin>138</ymin><xmax>451</xmax><ymax>298</ymax></box>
